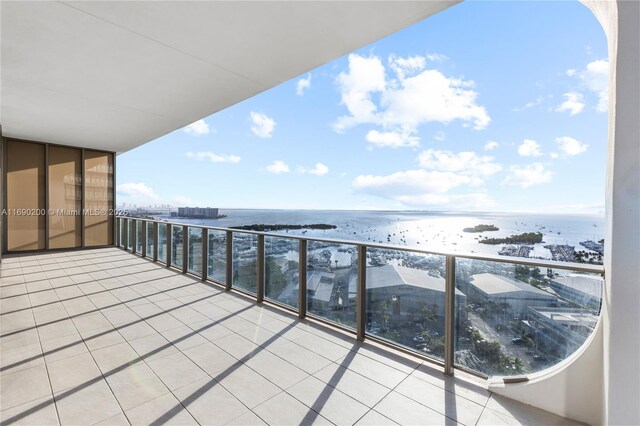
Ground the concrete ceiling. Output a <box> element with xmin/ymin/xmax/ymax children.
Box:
<box><xmin>1</xmin><ymin>1</ymin><xmax>458</xmax><ymax>154</ymax></box>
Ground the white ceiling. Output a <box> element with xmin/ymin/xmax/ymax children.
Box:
<box><xmin>1</xmin><ymin>1</ymin><xmax>458</xmax><ymax>154</ymax></box>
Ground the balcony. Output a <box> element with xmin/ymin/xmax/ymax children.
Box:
<box><xmin>2</xmin><ymin>229</ymin><xmax>593</xmax><ymax>425</ymax></box>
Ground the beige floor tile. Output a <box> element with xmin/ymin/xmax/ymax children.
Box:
<box><xmin>374</xmin><ymin>391</ymin><xmax>451</xmax><ymax>426</ymax></box>
<box><xmin>125</xmin><ymin>392</ymin><xmax>198</xmax><ymax>425</ymax></box>
<box><xmin>54</xmin><ymin>380</ymin><xmax>123</xmax><ymax>425</ymax></box>
<box><xmin>105</xmin><ymin>363</ymin><xmax>170</xmax><ymax>411</ymax></box>
<box><xmin>47</xmin><ymin>352</ymin><xmax>102</xmax><ymax>393</ymax></box>
<box><xmin>356</xmin><ymin>410</ymin><xmax>399</xmax><ymax>425</ymax></box>
<box><xmin>267</xmin><ymin>340</ymin><xmax>333</xmax><ymax>374</ymax></box>
<box><xmin>0</xmin><ymin>342</ymin><xmax>44</xmax><ymax>375</ymax></box>
<box><xmin>253</xmin><ymin>392</ymin><xmax>332</xmax><ymax>426</ymax></box>
<box><xmin>313</xmin><ymin>362</ymin><xmax>391</xmax><ymax>408</ymax></box>
<box><xmin>158</xmin><ymin>325</ymin><xmax>209</xmax><ymax>350</ymax></box>
<box><xmin>287</xmin><ymin>375</ymin><xmax>370</xmax><ymax>425</ymax></box>
<box><xmin>217</xmin><ymin>365</ymin><xmax>281</xmax><ymax>408</ymax></box>
<box><xmin>41</xmin><ymin>333</ymin><xmax>89</xmax><ymax>363</ymax></box>
<box><xmin>182</xmin><ymin>342</ymin><xmax>238</xmax><ymax>376</ymax></box>
<box><xmin>395</xmin><ymin>374</ymin><xmax>484</xmax><ymax>425</ymax></box>
<box><xmin>128</xmin><ymin>333</ymin><xmax>179</xmax><ymax>362</ymax></box>
<box><xmin>91</xmin><ymin>342</ymin><xmax>141</xmax><ymax>372</ymax></box>
<box><xmin>337</xmin><ymin>351</ymin><xmax>409</xmax><ymax>389</ymax></box>
<box><xmin>174</xmin><ymin>377</ymin><xmax>249</xmax><ymax>425</ymax></box>
<box><xmin>0</xmin><ymin>365</ymin><xmax>52</xmax><ymax>410</ymax></box>
<box><xmin>0</xmin><ymin>395</ymin><xmax>59</xmax><ymax>426</ymax></box>
<box><xmin>225</xmin><ymin>410</ymin><xmax>267</xmax><ymax>426</ymax></box>
<box><xmin>93</xmin><ymin>412</ymin><xmax>130</xmax><ymax>425</ymax></box>
<box><xmin>244</xmin><ymin>351</ymin><xmax>308</xmax><ymax>389</ymax></box>
<box><xmin>411</xmin><ymin>363</ymin><xmax>491</xmax><ymax>406</ymax></box>
<box><xmin>82</xmin><ymin>327</ymin><xmax>127</xmax><ymax>351</ymax></box>
<box><xmin>146</xmin><ymin>351</ymin><xmax>208</xmax><ymax>391</ymax></box>
<box><xmin>212</xmin><ymin>333</ymin><xmax>260</xmax><ymax>359</ymax></box>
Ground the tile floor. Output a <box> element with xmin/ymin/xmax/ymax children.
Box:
<box><xmin>0</xmin><ymin>248</ymin><xmax>581</xmax><ymax>425</ymax></box>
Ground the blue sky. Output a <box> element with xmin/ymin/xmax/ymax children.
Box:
<box><xmin>116</xmin><ymin>1</ymin><xmax>608</xmax><ymax>214</ymax></box>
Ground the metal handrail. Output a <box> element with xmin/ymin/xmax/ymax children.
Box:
<box><xmin>116</xmin><ymin>216</ymin><xmax>604</xmax><ymax>274</ymax></box>
<box><xmin>115</xmin><ymin>215</ymin><xmax>605</xmax><ymax>380</ymax></box>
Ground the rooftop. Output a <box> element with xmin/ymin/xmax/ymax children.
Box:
<box><xmin>0</xmin><ymin>248</ymin><xmax>578</xmax><ymax>425</ymax></box>
<box><xmin>470</xmin><ymin>273</ymin><xmax>556</xmax><ymax>300</ymax></box>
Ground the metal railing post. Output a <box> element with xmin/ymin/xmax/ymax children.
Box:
<box><xmin>182</xmin><ymin>225</ymin><xmax>188</xmax><ymax>274</ymax></box>
<box><xmin>357</xmin><ymin>245</ymin><xmax>367</xmax><ymax>342</ymax></box>
<box><xmin>257</xmin><ymin>234</ymin><xmax>265</xmax><ymax>303</ymax></box>
<box><xmin>298</xmin><ymin>239</ymin><xmax>307</xmax><ymax>319</ymax></box>
<box><xmin>141</xmin><ymin>220</ymin><xmax>147</xmax><ymax>257</ymax></box>
<box><xmin>225</xmin><ymin>231</ymin><xmax>233</xmax><ymax>290</ymax></box>
<box><xmin>166</xmin><ymin>224</ymin><xmax>172</xmax><ymax>268</ymax></box>
<box><xmin>201</xmin><ymin>228</ymin><xmax>208</xmax><ymax>281</ymax></box>
<box><xmin>152</xmin><ymin>222</ymin><xmax>158</xmax><ymax>262</ymax></box>
<box><xmin>444</xmin><ymin>255</ymin><xmax>456</xmax><ymax>376</ymax></box>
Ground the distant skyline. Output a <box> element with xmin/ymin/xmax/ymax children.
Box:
<box><xmin>116</xmin><ymin>1</ymin><xmax>608</xmax><ymax>215</ymax></box>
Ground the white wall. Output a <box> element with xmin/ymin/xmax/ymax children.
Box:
<box><xmin>601</xmin><ymin>0</ymin><xmax>640</xmax><ymax>424</ymax></box>
<box><xmin>490</xmin><ymin>2</ymin><xmax>640</xmax><ymax>424</ymax></box>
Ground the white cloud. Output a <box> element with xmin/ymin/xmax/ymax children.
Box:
<box><xmin>333</xmin><ymin>53</ymin><xmax>490</xmax><ymax>140</ymax></box>
<box><xmin>556</xmin><ymin>92</ymin><xmax>585</xmax><ymax>116</ymax></box>
<box><xmin>566</xmin><ymin>60</ymin><xmax>609</xmax><ymax>113</ymax></box>
<box><xmin>514</xmin><ymin>96</ymin><xmax>544</xmax><ymax>112</ymax></box>
<box><xmin>417</xmin><ymin>149</ymin><xmax>502</xmax><ymax>177</ymax></box>
<box><xmin>555</xmin><ymin>136</ymin><xmax>588</xmax><ymax>156</ymax></box>
<box><xmin>502</xmin><ymin>163</ymin><xmax>553</xmax><ymax>188</ymax></box>
<box><xmin>352</xmin><ymin>169</ymin><xmax>494</xmax><ymax>209</ymax></box>
<box><xmin>581</xmin><ymin>59</ymin><xmax>609</xmax><ymax>112</ymax></box>
<box><xmin>296</xmin><ymin>74</ymin><xmax>311</xmax><ymax>96</ymax></box>
<box><xmin>307</xmin><ymin>163</ymin><xmax>329</xmax><ymax>176</ymax></box>
<box><xmin>365</xmin><ymin>130</ymin><xmax>419</xmax><ymax>148</ymax></box>
<box><xmin>116</xmin><ymin>183</ymin><xmax>159</xmax><ymax>199</ymax></box>
<box><xmin>426</xmin><ymin>52</ymin><xmax>449</xmax><ymax>63</ymax></box>
<box><xmin>389</xmin><ymin>54</ymin><xmax>426</xmax><ymax>80</ymax></box>
<box><xmin>334</xmin><ymin>54</ymin><xmax>386</xmax><ymax>132</ymax></box>
<box><xmin>518</xmin><ymin>139</ymin><xmax>543</xmax><ymax>157</ymax></box>
<box><xmin>264</xmin><ymin>160</ymin><xmax>290</xmax><ymax>174</ymax></box>
<box><xmin>353</xmin><ymin>169</ymin><xmax>476</xmax><ymax>196</ymax></box>
<box><xmin>250</xmin><ymin>112</ymin><xmax>276</xmax><ymax>138</ymax></box>
<box><xmin>186</xmin><ymin>151</ymin><xmax>241</xmax><ymax>163</ymax></box>
<box><xmin>433</xmin><ymin>131</ymin><xmax>445</xmax><ymax>141</ymax></box>
<box><xmin>183</xmin><ymin>119</ymin><xmax>211</xmax><ymax>136</ymax></box>
<box><xmin>484</xmin><ymin>141</ymin><xmax>499</xmax><ymax>151</ymax></box>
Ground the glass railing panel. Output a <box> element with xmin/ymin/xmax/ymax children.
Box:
<box><xmin>232</xmin><ymin>233</ymin><xmax>257</xmax><ymax>294</ymax></box>
<box><xmin>207</xmin><ymin>229</ymin><xmax>227</xmax><ymax>284</ymax></box>
<box><xmin>454</xmin><ymin>258</ymin><xmax>603</xmax><ymax>377</ymax></box>
<box><xmin>119</xmin><ymin>218</ymin><xmax>126</xmax><ymax>248</ymax></box>
<box><xmin>188</xmin><ymin>227</ymin><xmax>202</xmax><ymax>275</ymax></box>
<box><xmin>306</xmin><ymin>241</ymin><xmax>357</xmax><ymax>329</ymax></box>
<box><xmin>136</xmin><ymin>220</ymin><xmax>143</xmax><ymax>253</ymax></box>
<box><xmin>364</xmin><ymin>248</ymin><xmax>447</xmax><ymax>361</ymax></box>
<box><xmin>171</xmin><ymin>226</ymin><xmax>184</xmax><ymax>269</ymax></box>
<box><xmin>265</xmin><ymin>236</ymin><xmax>299</xmax><ymax>309</ymax></box>
<box><xmin>128</xmin><ymin>219</ymin><xmax>135</xmax><ymax>251</ymax></box>
<box><xmin>146</xmin><ymin>222</ymin><xmax>154</xmax><ymax>257</ymax></box>
<box><xmin>158</xmin><ymin>223</ymin><xmax>167</xmax><ymax>264</ymax></box>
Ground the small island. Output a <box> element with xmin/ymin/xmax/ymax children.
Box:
<box><xmin>230</xmin><ymin>224</ymin><xmax>337</xmax><ymax>232</ymax></box>
<box><xmin>463</xmin><ymin>224</ymin><xmax>499</xmax><ymax>233</ymax></box>
<box><xmin>480</xmin><ymin>232</ymin><xmax>543</xmax><ymax>245</ymax></box>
